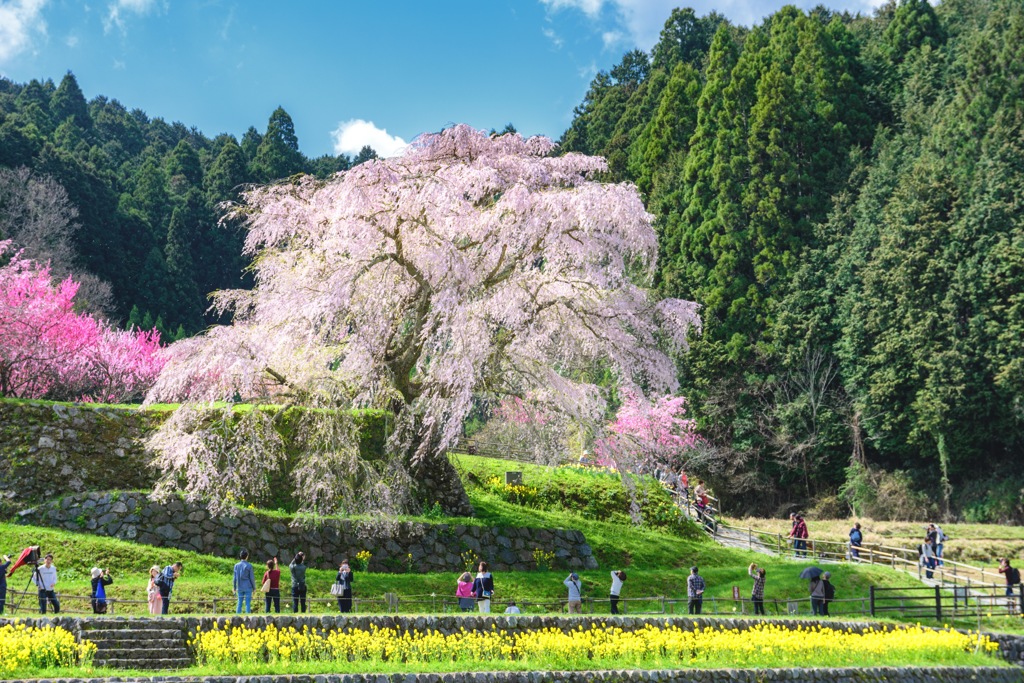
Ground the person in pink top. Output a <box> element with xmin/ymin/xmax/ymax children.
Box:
<box><xmin>456</xmin><ymin>571</ymin><xmax>475</xmax><ymax>611</ymax></box>
<box><xmin>147</xmin><ymin>566</ymin><xmax>162</xmax><ymax>615</ymax></box>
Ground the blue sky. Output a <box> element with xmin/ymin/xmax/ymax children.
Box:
<box><xmin>0</xmin><ymin>0</ymin><xmax>885</xmax><ymax>158</ymax></box>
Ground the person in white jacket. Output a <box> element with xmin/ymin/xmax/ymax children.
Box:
<box><xmin>609</xmin><ymin>570</ymin><xmax>626</xmax><ymax>614</ymax></box>
<box><xmin>33</xmin><ymin>553</ymin><xmax>60</xmax><ymax>614</ymax></box>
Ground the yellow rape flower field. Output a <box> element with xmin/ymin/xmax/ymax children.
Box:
<box><xmin>184</xmin><ymin>622</ymin><xmax>1005</xmax><ymax>675</ymax></box>
<box><xmin>0</xmin><ymin>623</ymin><xmax>96</xmax><ymax>678</ymax></box>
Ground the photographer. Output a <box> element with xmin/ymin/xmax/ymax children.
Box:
<box><xmin>33</xmin><ymin>553</ymin><xmax>59</xmax><ymax>614</ymax></box>
<box><xmin>90</xmin><ymin>567</ymin><xmax>113</xmax><ymax>614</ymax></box>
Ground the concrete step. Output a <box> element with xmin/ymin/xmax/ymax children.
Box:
<box><xmin>92</xmin><ymin>657</ymin><xmax>191</xmax><ymax>670</ymax></box>
<box><xmin>90</xmin><ymin>647</ymin><xmax>189</xmax><ymax>660</ymax></box>
<box><xmin>81</xmin><ymin>628</ymin><xmax>184</xmax><ymax>641</ymax></box>
<box><xmin>80</xmin><ymin>620</ymin><xmax>184</xmax><ymax>631</ymax></box>
<box><xmin>88</xmin><ymin>637</ymin><xmax>186</xmax><ymax>651</ymax></box>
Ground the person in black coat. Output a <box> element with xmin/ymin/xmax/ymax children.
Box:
<box><xmin>90</xmin><ymin>567</ymin><xmax>114</xmax><ymax>614</ymax></box>
<box><xmin>336</xmin><ymin>560</ymin><xmax>354</xmax><ymax>613</ymax></box>
<box><xmin>0</xmin><ymin>554</ymin><xmax>10</xmax><ymax>614</ymax></box>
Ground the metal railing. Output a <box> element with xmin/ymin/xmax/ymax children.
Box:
<box><xmin>704</xmin><ymin>518</ymin><xmax>1010</xmax><ymax>594</ymax></box>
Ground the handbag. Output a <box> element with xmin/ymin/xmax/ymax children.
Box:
<box><xmin>330</xmin><ymin>581</ymin><xmax>346</xmax><ymax>596</ymax></box>
<box><xmin>260</xmin><ymin>579</ymin><xmax>271</xmax><ymax>594</ymax></box>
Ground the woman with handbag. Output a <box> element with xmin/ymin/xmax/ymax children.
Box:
<box><xmin>334</xmin><ymin>560</ymin><xmax>354</xmax><ymax>613</ymax></box>
<box><xmin>262</xmin><ymin>558</ymin><xmax>281</xmax><ymax>613</ymax></box>
<box><xmin>472</xmin><ymin>561</ymin><xmax>494</xmax><ymax>613</ymax></box>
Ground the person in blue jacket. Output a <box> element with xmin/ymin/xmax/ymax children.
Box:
<box><xmin>233</xmin><ymin>549</ymin><xmax>256</xmax><ymax>614</ymax></box>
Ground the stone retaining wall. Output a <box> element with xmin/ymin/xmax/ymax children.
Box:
<box><xmin>17</xmin><ymin>491</ymin><xmax>598</xmax><ymax>572</ymax></box>
<box><xmin>0</xmin><ymin>401</ymin><xmax>163</xmax><ymax>517</ymax></box>
<box><xmin>5</xmin><ymin>669</ymin><xmax>1022</xmax><ymax>683</ymax></box>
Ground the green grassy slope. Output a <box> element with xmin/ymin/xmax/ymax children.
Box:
<box><xmin>3</xmin><ymin>453</ymin><xmax>1022</xmax><ymax>632</ymax></box>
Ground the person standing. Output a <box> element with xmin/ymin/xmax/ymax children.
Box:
<box><xmin>678</xmin><ymin>469</ymin><xmax>690</xmax><ymax>507</ymax></box>
<box><xmin>157</xmin><ymin>562</ymin><xmax>183</xmax><ymax>615</ymax></box>
<box><xmin>748</xmin><ymin>563</ymin><xmax>766</xmax><ymax>616</ymax></box>
<box><xmin>472</xmin><ymin>561</ymin><xmax>494</xmax><ymax>613</ymax></box>
<box><xmin>999</xmin><ymin>558</ymin><xmax>1020</xmax><ymax>597</ymax></box>
<box><xmin>792</xmin><ymin>515</ymin><xmax>809</xmax><ymax>557</ymax></box>
<box><xmin>849</xmin><ymin>523</ymin><xmax>863</xmax><ymax>560</ymax></box>
<box><xmin>34</xmin><ymin>553</ymin><xmax>59</xmax><ymax>614</ymax></box>
<box><xmin>687</xmin><ymin>566</ymin><xmax>705</xmax><ymax>614</ymax></box>
<box><xmin>147</xmin><ymin>566</ymin><xmax>163</xmax><ymax>615</ymax></box>
<box><xmin>336</xmin><ymin>560</ymin><xmax>354</xmax><ymax>613</ymax></box>
<box><xmin>289</xmin><ymin>552</ymin><xmax>307</xmax><ymax>613</ymax></box>
<box><xmin>0</xmin><ymin>554</ymin><xmax>10</xmax><ymax>615</ymax></box>
<box><xmin>809</xmin><ymin>576</ymin><xmax>825</xmax><ymax>616</ymax></box>
<box><xmin>263</xmin><ymin>558</ymin><xmax>281</xmax><ymax>614</ymax></box>
<box><xmin>564</xmin><ymin>572</ymin><xmax>582</xmax><ymax>614</ymax></box>
<box><xmin>89</xmin><ymin>567</ymin><xmax>113</xmax><ymax>614</ymax></box>
<box><xmin>233</xmin><ymin>550</ymin><xmax>255</xmax><ymax>614</ymax></box>
<box><xmin>821</xmin><ymin>571</ymin><xmax>834</xmax><ymax>617</ymax></box>
<box><xmin>456</xmin><ymin>571</ymin><xmax>475</xmax><ymax>611</ymax></box>
<box><xmin>920</xmin><ymin>539</ymin><xmax>936</xmax><ymax>580</ymax></box>
<box><xmin>609</xmin><ymin>570</ymin><xmax>626</xmax><ymax>615</ymax></box>
<box><xmin>934</xmin><ymin>525</ymin><xmax>947</xmax><ymax>565</ymax></box>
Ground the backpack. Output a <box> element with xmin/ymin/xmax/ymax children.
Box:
<box><xmin>823</xmin><ymin>581</ymin><xmax>835</xmax><ymax>600</ymax></box>
<box><xmin>1011</xmin><ymin>567</ymin><xmax>1020</xmax><ymax>585</ymax></box>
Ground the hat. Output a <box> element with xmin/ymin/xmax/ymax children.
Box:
<box><xmin>91</xmin><ymin>567</ymin><xmax>102</xmax><ymax>578</ymax></box>
<box><xmin>570</xmin><ymin>572</ymin><xmax>579</xmax><ymax>581</ymax></box>
<box><xmin>691</xmin><ymin>566</ymin><xmax>699</xmax><ymax>573</ymax></box>
<box><xmin>823</xmin><ymin>571</ymin><xmax>831</xmax><ymax>580</ymax></box>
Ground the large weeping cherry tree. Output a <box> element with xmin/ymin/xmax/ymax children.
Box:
<box><xmin>145</xmin><ymin>125</ymin><xmax>700</xmax><ymax>516</ymax></box>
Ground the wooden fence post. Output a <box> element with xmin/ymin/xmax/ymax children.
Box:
<box><xmin>935</xmin><ymin>585</ymin><xmax>942</xmax><ymax>621</ymax></box>
<box><xmin>869</xmin><ymin>586</ymin><xmax>875</xmax><ymax>617</ymax></box>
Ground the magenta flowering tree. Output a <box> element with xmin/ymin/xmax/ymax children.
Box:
<box><xmin>0</xmin><ymin>241</ymin><xmax>165</xmax><ymax>402</ymax></box>
<box><xmin>594</xmin><ymin>390</ymin><xmax>701</xmax><ymax>474</ymax></box>
<box><xmin>145</xmin><ymin>125</ymin><xmax>700</xmax><ymax>516</ymax></box>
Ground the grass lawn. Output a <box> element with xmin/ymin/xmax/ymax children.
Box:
<box><xmin>2</xmin><ymin>454</ymin><xmax>1023</xmax><ymax>631</ymax></box>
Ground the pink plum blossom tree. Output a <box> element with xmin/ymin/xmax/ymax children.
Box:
<box><xmin>594</xmin><ymin>389</ymin><xmax>701</xmax><ymax>474</ymax></box>
<box><xmin>0</xmin><ymin>241</ymin><xmax>165</xmax><ymax>402</ymax></box>
<box><xmin>145</xmin><ymin>125</ymin><xmax>700</xmax><ymax>516</ymax></box>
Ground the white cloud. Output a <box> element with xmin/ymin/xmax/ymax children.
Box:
<box><xmin>66</xmin><ymin>34</ymin><xmax>78</xmax><ymax>48</ymax></box>
<box><xmin>542</xmin><ymin>26</ymin><xmax>563</xmax><ymax>49</ymax></box>
<box><xmin>104</xmin><ymin>0</ymin><xmax>159</xmax><ymax>34</ymax></box>
<box><xmin>601</xmin><ymin>30</ymin><xmax>623</xmax><ymax>49</ymax></box>
<box><xmin>539</xmin><ymin>0</ymin><xmax>603</xmax><ymax>18</ymax></box>
<box><xmin>331</xmin><ymin>119</ymin><xmax>408</xmax><ymax>158</ymax></box>
<box><xmin>0</xmin><ymin>0</ymin><xmax>48</xmax><ymax>64</ymax></box>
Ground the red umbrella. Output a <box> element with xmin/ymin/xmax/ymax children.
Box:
<box><xmin>7</xmin><ymin>546</ymin><xmax>40</xmax><ymax>577</ymax></box>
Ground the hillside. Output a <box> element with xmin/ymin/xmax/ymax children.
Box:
<box><xmin>5</xmin><ymin>453</ymin><xmax>1022</xmax><ymax>634</ymax></box>
<box><xmin>560</xmin><ymin>0</ymin><xmax>1024</xmax><ymax>521</ymax></box>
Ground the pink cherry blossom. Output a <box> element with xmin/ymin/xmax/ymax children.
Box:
<box><xmin>145</xmin><ymin>125</ymin><xmax>700</xmax><ymax>514</ymax></box>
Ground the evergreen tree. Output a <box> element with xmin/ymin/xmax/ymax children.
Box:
<box><xmin>251</xmin><ymin>106</ymin><xmax>303</xmax><ymax>181</ymax></box>
<box><xmin>50</xmin><ymin>72</ymin><xmax>91</xmax><ymax>130</ymax></box>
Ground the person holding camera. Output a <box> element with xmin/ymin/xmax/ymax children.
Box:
<box><xmin>0</xmin><ymin>554</ymin><xmax>10</xmax><ymax>615</ymax></box>
<box><xmin>999</xmin><ymin>558</ymin><xmax>1020</xmax><ymax>597</ymax></box>
<box><xmin>90</xmin><ymin>567</ymin><xmax>114</xmax><ymax>614</ymax></box>
<box><xmin>336</xmin><ymin>560</ymin><xmax>354</xmax><ymax>613</ymax></box>
<box><xmin>289</xmin><ymin>552</ymin><xmax>308</xmax><ymax>613</ymax></box>
<box><xmin>564</xmin><ymin>572</ymin><xmax>582</xmax><ymax>614</ymax></box>
<box><xmin>748</xmin><ymin>563</ymin><xmax>766</xmax><ymax>615</ymax></box>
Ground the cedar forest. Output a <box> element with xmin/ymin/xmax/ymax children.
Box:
<box><xmin>0</xmin><ymin>0</ymin><xmax>1021</xmax><ymax>521</ymax></box>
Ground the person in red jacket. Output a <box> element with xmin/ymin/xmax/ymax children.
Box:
<box><xmin>791</xmin><ymin>514</ymin><xmax>809</xmax><ymax>557</ymax></box>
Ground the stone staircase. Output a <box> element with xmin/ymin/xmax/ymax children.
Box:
<box><xmin>79</xmin><ymin>618</ymin><xmax>192</xmax><ymax>670</ymax></box>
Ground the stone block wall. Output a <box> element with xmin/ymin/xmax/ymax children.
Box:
<box><xmin>0</xmin><ymin>401</ymin><xmax>164</xmax><ymax>517</ymax></box>
<box><xmin>18</xmin><ymin>491</ymin><xmax>599</xmax><ymax>572</ymax></box>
